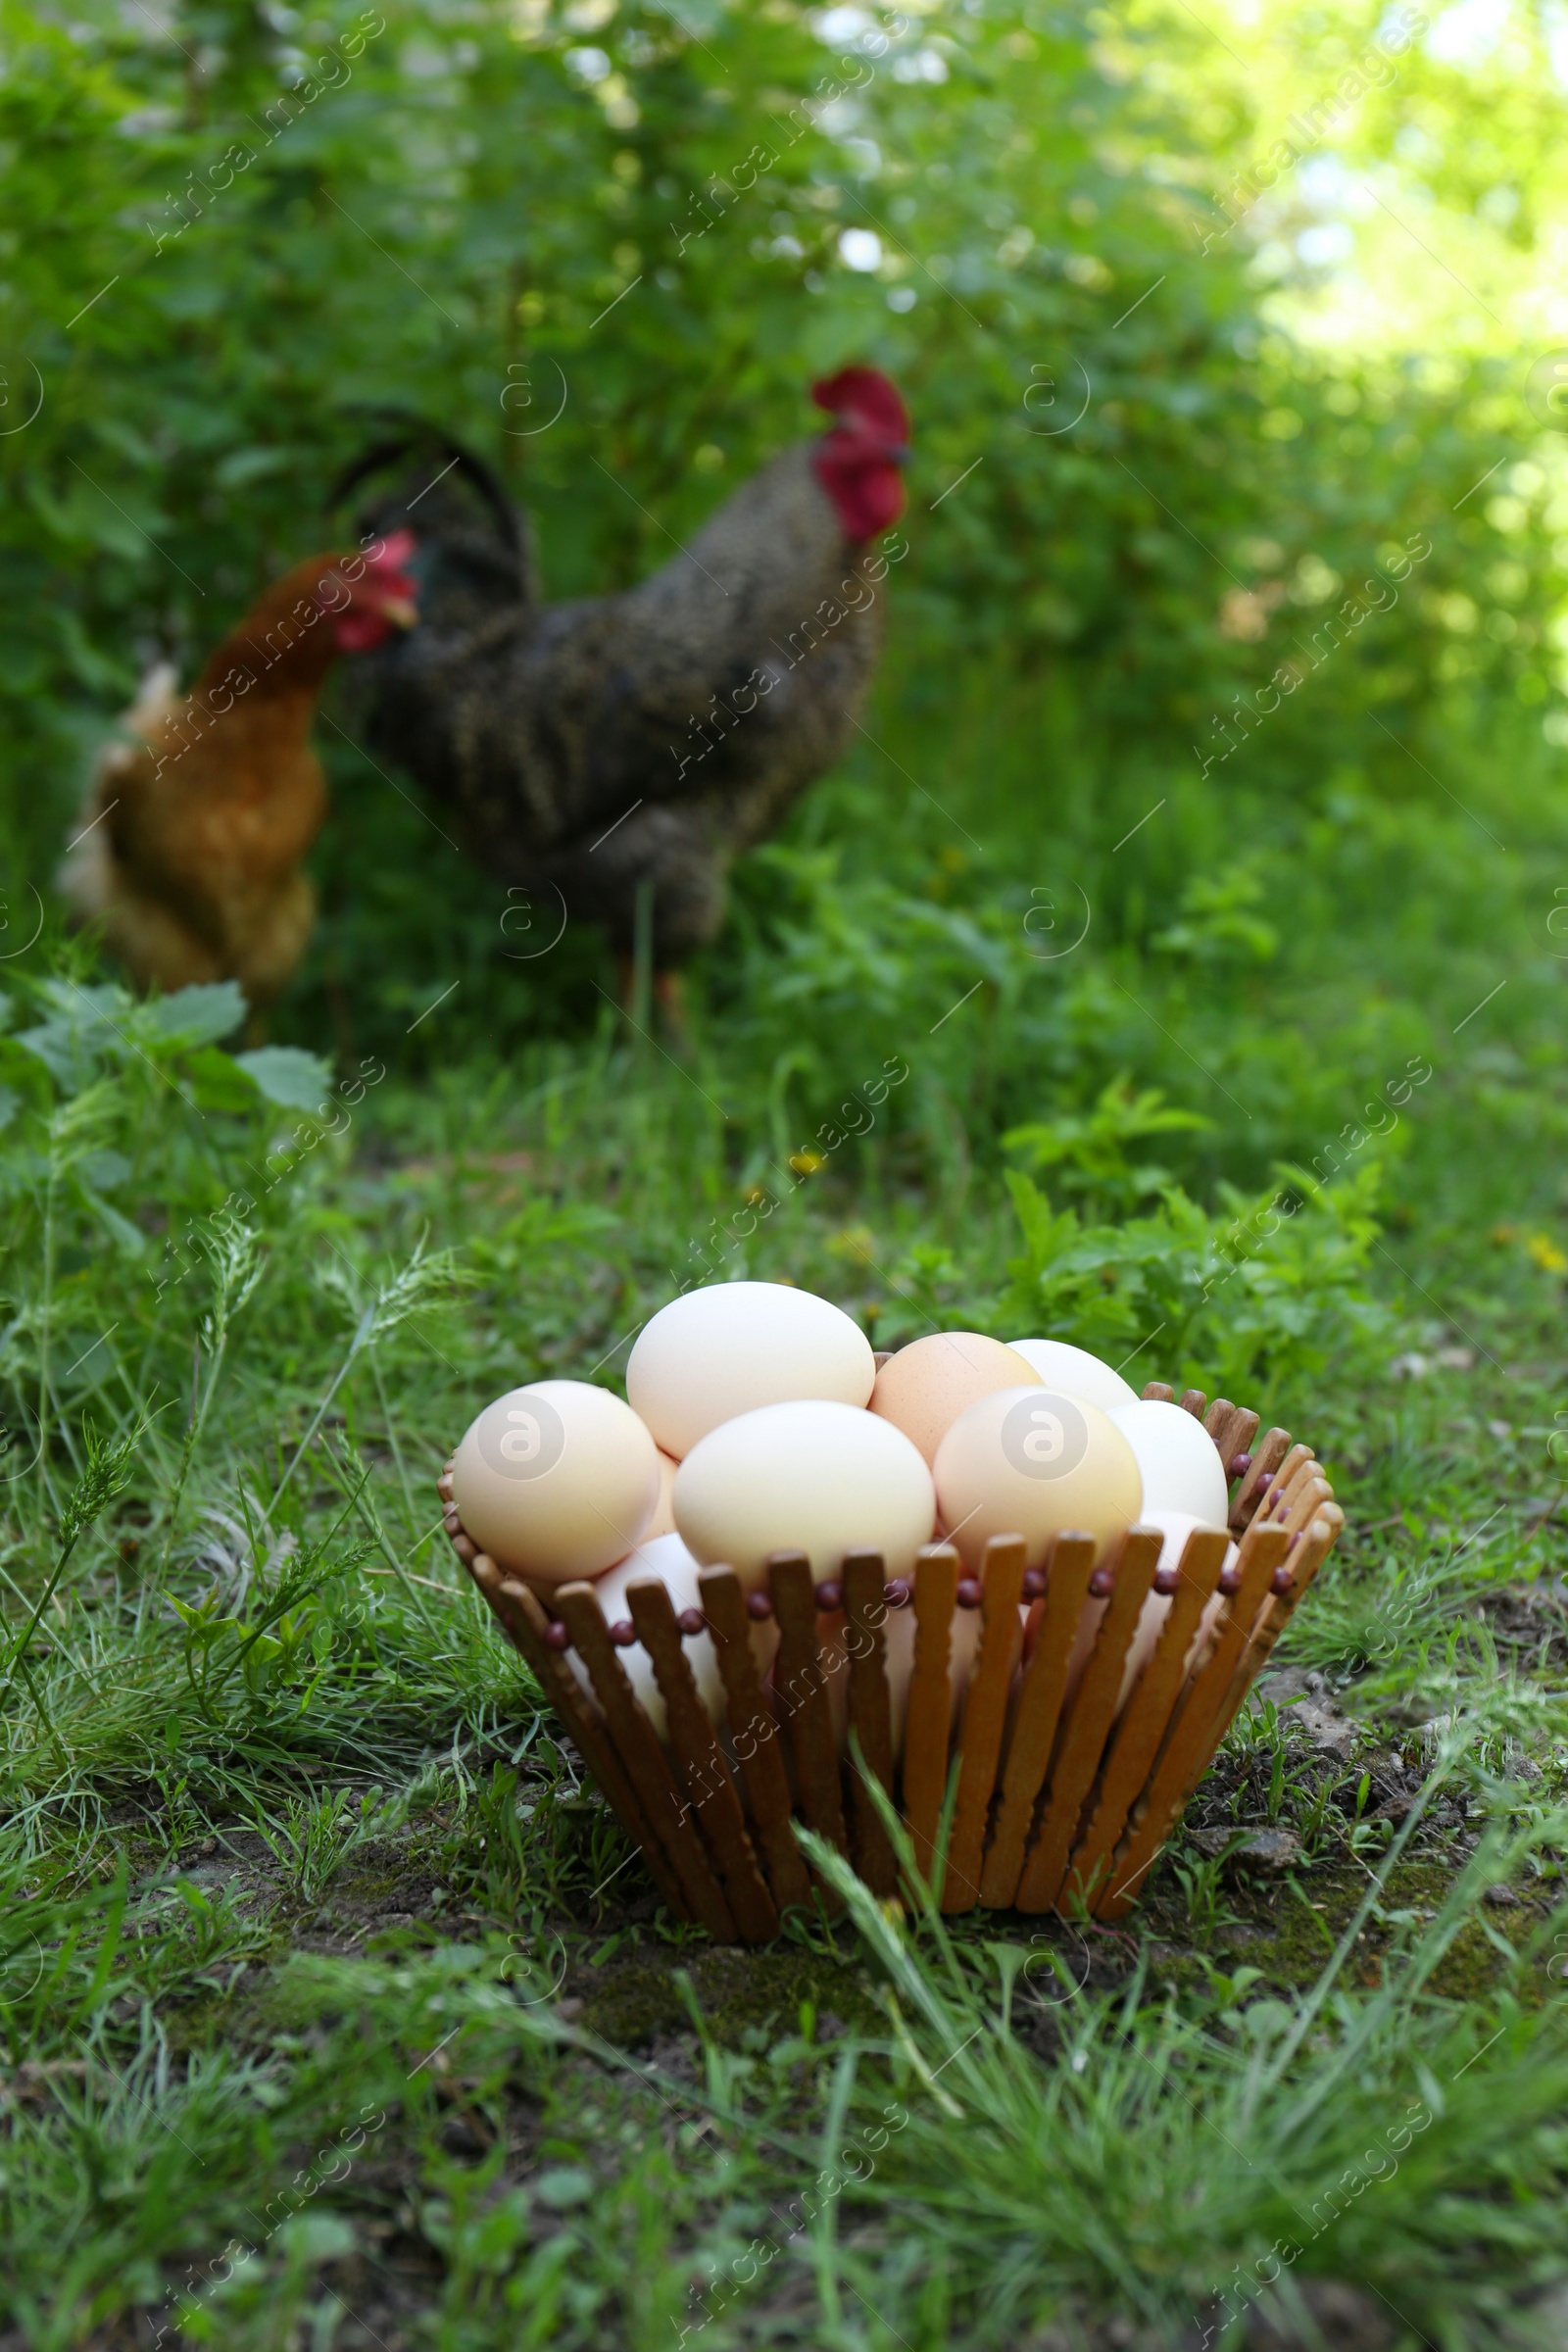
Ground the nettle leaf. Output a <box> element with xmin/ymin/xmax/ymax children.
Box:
<box><xmin>182</xmin><ymin>1046</ymin><xmax>267</xmax><ymax>1115</ymax></box>
<box><xmin>142</xmin><ymin>983</ymin><xmax>248</xmax><ymax>1049</ymax></box>
<box><xmin>16</xmin><ymin>1010</ymin><xmax>109</xmax><ymax>1090</ymax></box>
<box><xmin>19</xmin><ymin>983</ymin><xmax>246</xmax><ymax>1086</ymax></box>
<box><xmin>233</xmin><ymin>1046</ymin><xmax>332</xmax><ymax>1112</ymax></box>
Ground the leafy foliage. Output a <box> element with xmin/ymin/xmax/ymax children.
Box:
<box><xmin>997</xmin><ymin>1157</ymin><xmax>1394</xmax><ymax>1398</ymax></box>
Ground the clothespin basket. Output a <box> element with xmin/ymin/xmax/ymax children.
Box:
<box><xmin>439</xmin><ymin>1382</ymin><xmax>1341</xmax><ymax>1941</ymax></box>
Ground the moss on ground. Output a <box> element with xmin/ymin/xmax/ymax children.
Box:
<box><xmin>573</xmin><ymin>1939</ymin><xmax>882</xmax><ymax>2047</ymax></box>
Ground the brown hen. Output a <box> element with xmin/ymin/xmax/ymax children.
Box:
<box><xmin>61</xmin><ymin>536</ymin><xmax>417</xmax><ymax>1012</ymax></box>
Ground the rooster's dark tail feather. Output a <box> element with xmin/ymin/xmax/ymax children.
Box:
<box><xmin>328</xmin><ymin>416</ymin><xmax>523</xmax><ymax>558</ymax></box>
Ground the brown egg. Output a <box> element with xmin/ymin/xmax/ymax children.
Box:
<box><xmin>932</xmin><ymin>1386</ymin><xmax>1143</xmax><ymax>1570</ymax></box>
<box><xmin>869</xmin><ymin>1332</ymin><xmax>1042</xmax><ymax>1467</ymax></box>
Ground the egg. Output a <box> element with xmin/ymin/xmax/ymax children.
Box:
<box><xmin>569</xmin><ymin>1533</ymin><xmax>727</xmax><ymax>1737</ymax></box>
<box><xmin>1113</xmin><ymin>1508</ymin><xmax>1238</xmax><ymax>1714</ymax></box>
<box><xmin>1107</xmin><ymin>1399</ymin><xmax>1229</xmax><ymax>1526</ymax></box>
<box><xmin>932</xmin><ymin>1386</ymin><xmax>1142</xmax><ymax>1570</ymax></box>
<box><xmin>869</xmin><ymin>1332</ymin><xmax>1042</xmax><ymax>1467</ymax></box>
<box><xmin>1004</xmin><ymin>1338</ymin><xmax>1138</xmax><ymax>1414</ymax></box>
<box><xmin>451</xmin><ymin>1380</ymin><xmax>659</xmax><ymax>1588</ymax></box>
<box><xmin>673</xmin><ymin>1399</ymin><xmax>936</xmax><ymax>1591</ymax></box>
<box><xmin>641</xmin><ymin>1448</ymin><xmax>680</xmax><ymax>1541</ymax></box>
<box><xmin>626</xmin><ymin>1280</ymin><xmax>875</xmax><ymax>1459</ymax></box>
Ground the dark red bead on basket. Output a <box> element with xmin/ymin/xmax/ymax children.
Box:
<box><xmin>812</xmin><ymin>1580</ymin><xmax>843</xmax><ymax>1613</ymax></box>
<box><xmin>956</xmin><ymin>1576</ymin><xmax>983</xmax><ymax>1609</ymax></box>
<box><xmin>542</xmin><ymin>1618</ymin><xmax>571</xmax><ymax>1651</ymax></box>
<box><xmin>746</xmin><ymin>1592</ymin><xmax>774</xmax><ymax>1621</ymax></box>
<box><xmin>1152</xmin><ymin>1563</ymin><xmax>1182</xmax><ymax>1595</ymax></box>
<box><xmin>676</xmin><ymin>1607</ymin><xmax>706</xmax><ymax>1638</ymax></box>
<box><xmin>1021</xmin><ymin>1566</ymin><xmax>1047</xmax><ymax>1600</ymax></box>
<box><xmin>1218</xmin><ymin>1560</ymin><xmax>1244</xmax><ymax>1595</ymax></box>
<box><xmin>1088</xmin><ymin>1565</ymin><xmax>1115</xmax><ymax>1598</ymax></box>
<box><xmin>1270</xmin><ymin>1565</ymin><xmax>1295</xmax><ymax>1595</ymax></box>
<box><xmin>1228</xmin><ymin>1451</ymin><xmax>1252</xmax><ymax>1482</ymax></box>
<box><xmin>609</xmin><ymin>1618</ymin><xmax>637</xmax><ymax>1647</ymax></box>
<box><xmin>884</xmin><ymin>1577</ymin><xmax>911</xmax><ymax>1607</ymax></box>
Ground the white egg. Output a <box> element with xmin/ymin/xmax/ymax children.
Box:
<box><xmin>627</xmin><ymin>1280</ymin><xmax>876</xmax><ymax>1459</ymax></box>
<box><xmin>1107</xmin><ymin>1399</ymin><xmax>1229</xmax><ymax>1526</ymax></box>
<box><xmin>673</xmin><ymin>1398</ymin><xmax>936</xmax><ymax>1591</ymax></box>
<box><xmin>1004</xmin><ymin>1339</ymin><xmax>1138</xmax><ymax>1413</ymax></box>
<box><xmin>568</xmin><ymin>1532</ymin><xmax>729</xmax><ymax>1738</ymax></box>
<box><xmin>452</xmin><ymin>1380</ymin><xmax>659</xmax><ymax>1588</ymax></box>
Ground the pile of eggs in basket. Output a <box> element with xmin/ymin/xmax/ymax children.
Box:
<box><xmin>449</xmin><ymin>1281</ymin><xmax>1239</xmax><ymax>1748</ymax></box>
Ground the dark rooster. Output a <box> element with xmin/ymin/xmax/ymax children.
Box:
<box><xmin>337</xmin><ymin>368</ymin><xmax>909</xmax><ymax>1011</ymax></box>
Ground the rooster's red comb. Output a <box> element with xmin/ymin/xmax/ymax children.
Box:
<box><xmin>812</xmin><ymin>367</ymin><xmax>909</xmax><ymax>442</ymax></box>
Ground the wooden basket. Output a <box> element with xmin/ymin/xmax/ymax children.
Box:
<box><xmin>439</xmin><ymin>1382</ymin><xmax>1342</xmax><ymax>1940</ymax></box>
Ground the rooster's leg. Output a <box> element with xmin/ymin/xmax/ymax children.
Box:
<box><xmin>654</xmin><ymin>968</ymin><xmax>685</xmax><ymax>1026</ymax></box>
<box><xmin>654</xmin><ymin>969</ymin><xmax>691</xmax><ymax>1058</ymax></box>
<box><xmin>614</xmin><ymin>954</ymin><xmax>689</xmax><ymax>1051</ymax></box>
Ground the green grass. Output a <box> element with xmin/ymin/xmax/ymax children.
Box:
<box><xmin>3</xmin><ymin>634</ymin><xmax>1568</xmax><ymax>2348</ymax></box>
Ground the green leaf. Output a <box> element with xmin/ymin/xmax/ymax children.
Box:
<box><xmin>533</xmin><ymin>2167</ymin><xmax>594</xmax><ymax>2210</ymax></box>
<box><xmin>75</xmin><ymin>1183</ymin><xmax>147</xmax><ymax>1257</ymax></box>
<box><xmin>182</xmin><ymin>1046</ymin><xmax>267</xmax><ymax>1115</ymax></box>
<box><xmin>142</xmin><ymin>983</ymin><xmax>248</xmax><ymax>1049</ymax></box>
<box><xmin>233</xmin><ymin>1046</ymin><xmax>332</xmax><ymax>1111</ymax></box>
